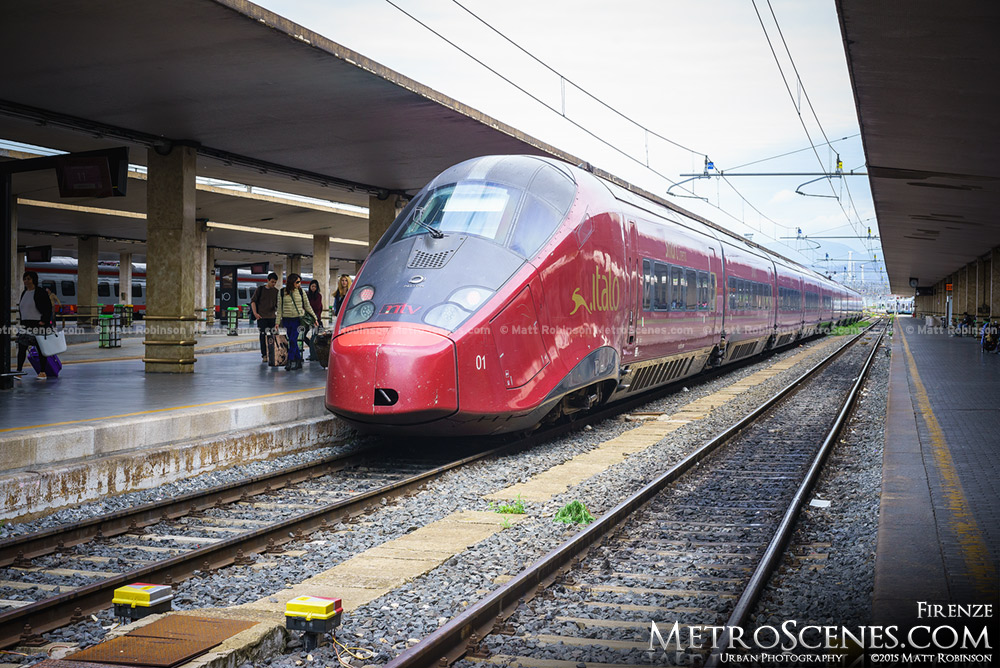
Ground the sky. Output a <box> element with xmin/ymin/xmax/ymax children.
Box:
<box><xmin>255</xmin><ymin>0</ymin><xmax>888</xmax><ymax>295</ymax></box>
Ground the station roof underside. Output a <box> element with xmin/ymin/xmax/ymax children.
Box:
<box><xmin>0</xmin><ymin>0</ymin><xmax>575</xmax><ymax>265</ymax></box>
<box><xmin>837</xmin><ymin>1</ymin><xmax>1000</xmax><ymax>294</ymax></box>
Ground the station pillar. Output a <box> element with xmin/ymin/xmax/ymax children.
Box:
<box><xmin>119</xmin><ymin>252</ymin><xmax>132</xmax><ymax>307</ymax></box>
<box><xmin>287</xmin><ymin>254</ymin><xmax>301</xmax><ymax>281</ymax></box>
<box><xmin>273</xmin><ymin>260</ymin><xmax>284</xmax><ymax>285</ymax></box>
<box><xmin>9</xmin><ymin>205</ymin><xmax>18</xmax><ymax>312</ymax></box>
<box><xmin>194</xmin><ymin>220</ymin><xmax>208</xmax><ymax>332</ymax></box>
<box><xmin>205</xmin><ymin>247</ymin><xmax>215</xmax><ymax>328</ymax></box>
<box><xmin>143</xmin><ymin>144</ymin><xmax>198</xmax><ymax>373</ymax></box>
<box><xmin>368</xmin><ymin>193</ymin><xmax>400</xmax><ymax>253</ymax></box>
<box><xmin>77</xmin><ymin>236</ymin><xmax>99</xmax><ymax>325</ymax></box>
<box><xmin>312</xmin><ymin>235</ymin><xmax>330</xmax><ymax>314</ymax></box>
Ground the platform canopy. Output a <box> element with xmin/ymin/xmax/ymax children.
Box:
<box><xmin>836</xmin><ymin>1</ymin><xmax>1000</xmax><ymax>294</ymax></box>
<box><xmin>0</xmin><ymin>0</ymin><xmax>576</xmax><ymax>264</ymax></box>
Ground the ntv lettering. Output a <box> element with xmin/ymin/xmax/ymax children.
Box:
<box><xmin>381</xmin><ymin>303</ymin><xmax>422</xmax><ymax>316</ymax></box>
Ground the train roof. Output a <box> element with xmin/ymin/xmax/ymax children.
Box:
<box><xmin>577</xmin><ymin>164</ymin><xmax>856</xmax><ymax>295</ymax></box>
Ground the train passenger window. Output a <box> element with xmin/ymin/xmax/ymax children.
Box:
<box><xmin>113</xmin><ymin>283</ymin><xmax>120</xmax><ymax>297</ymax></box>
<box><xmin>132</xmin><ymin>284</ymin><xmax>142</xmax><ymax>299</ymax></box>
<box><xmin>61</xmin><ymin>280</ymin><xmax>75</xmax><ymax>296</ymax></box>
<box><xmin>728</xmin><ymin>276</ymin><xmax>738</xmax><ymax>310</ymax></box>
<box><xmin>670</xmin><ymin>266</ymin><xmax>685</xmax><ymax>310</ymax></box>
<box><xmin>642</xmin><ymin>260</ymin><xmax>652</xmax><ymax>310</ymax></box>
<box><xmin>239</xmin><ymin>288</ymin><xmax>248</xmax><ymax>300</ymax></box>
<box><xmin>41</xmin><ymin>280</ymin><xmax>56</xmax><ymax>293</ymax></box>
<box><xmin>685</xmin><ymin>269</ymin><xmax>698</xmax><ymax>310</ymax></box>
<box><xmin>215</xmin><ymin>288</ymin><xmax>221</xmax><ymax>299</ymax></box>
<box><xmin>653</xmin><ymin>262</ymin><xmax>669</xmax><ymax>310</ymax></box>
<box><xmin>697</xmin><ymin>272</ymin><xmax>711</xmax><ymax>310</ymax></box>
<box><xmin>98</xmin><ymin>282</ymin><xmax>110</xmax><ymax>297</ymax></box>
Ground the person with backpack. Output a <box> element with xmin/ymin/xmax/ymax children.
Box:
<box><xmin>250</xmin><ymin>272</ymin><xmax>279</xmax><ymax>364</ymax></box>
<box><xmin>278</xmin><ymin>273</ymin><xmax>317</xmax><ymax>370</ymax></box>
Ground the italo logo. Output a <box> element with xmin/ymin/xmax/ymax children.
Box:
<box><xmin>570</xmin><ymin>265</ymin><xmax>621</xmax><ymax>315</ymax></box>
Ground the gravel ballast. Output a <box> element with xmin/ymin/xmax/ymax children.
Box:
<box><xmin>2</xmin><ymin>332</ymin><xmax>890</xmax><ymax>667</ymax></box>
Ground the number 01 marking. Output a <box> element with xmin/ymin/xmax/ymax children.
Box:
<box><xmin>475</xmin><ymin>355</ymin><xmax>486</xmax><ymax>370</ymax></box>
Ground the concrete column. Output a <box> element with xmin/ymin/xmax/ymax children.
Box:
<box><xmin>9</xmin><ymin>204</ymin><xmax>17</xmax><ymax>316</ymax></box>
<box><xmin>964</xmin><ymin>263</ymin><xmax>975</xmax><ymax>317</ymax></box>
<box><xmin>368</xmin><ymin>193</ymin><xmax>400</xmax><ymax>253</ymax></box>
<box><xmin>287</xmin><ymin>254</ymin><xmax>302</xmax><ymax>279</ymax></box>
<box><xmin>118</xmin><ymin>252</ymin><xmax>132</xmax><ymax>311</ymax></box>
<box><xmin>193</xmin><ymin>221</ymin><xmax>208</xmax><ymax>332</ymax></box>
<box><xmin>144</xmin><ymin>144</ymin><xmax>198</xmax><ymax>373</ymax></box>
<box><xmin>77</xmin><ymin>236</ymin><xmax>99</xmax><ymax>326</ymax></box>
<box><xmin>992</xmin><ymin>248</ymin><xmax>1000</xmax><ymax>319</ymax></box>
<box><xmin>312</xmin><ymin>235</ymin><xmax>330</xmax><ymax>322</ymax></box>
<box><xmin>974</xmin><ymin>257</ymin><xmax>984</xmax><ymax>318</ymax></box>
<box><xmin>273</xmin><ymin>260</ymin><xmax>285</xmax><ymax>285</ymax></box>
<box><xmin>205</xmin><ymin>247</ymin><xmax>216</xmax><ymax>328</ymax></box>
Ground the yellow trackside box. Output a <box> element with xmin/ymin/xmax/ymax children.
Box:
<box><xmin>113</xmin><ymin>583</ymin><xmax>173</xmax><ymax>621</ymax></box>
<box><xmin>285</xmin><ymin>596</ymin><xmax>343</xmax><ymax>634</ymax></box>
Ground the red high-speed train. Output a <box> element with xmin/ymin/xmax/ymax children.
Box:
<box><xmin>325</xmin><ymin>155</ymin><xmax>862</xmax><ymax>435</ymax></box>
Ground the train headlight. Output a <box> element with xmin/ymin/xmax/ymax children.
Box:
<box><xmin>450</xmin><ymin>287</ymin><xmax>489</xmax><ymax>309</ymax></box>
<box><xmin>423</xmin><ymin>302</ymin><xmax>471</xmax><ymax>330</ymax></box>
<box><xmin>342</xmin><ymin>301</ymin><xmax>376</xmax><ymax>327</ymax></box>
<box><xmin>350</xmin><ymin>285</ymin><xmax>375</xmax><ymax>307</ymax></box>
<box><xmin>342</xmin><ymin>285</ymin><xmax>376</xmax><ymax>327</ymax></box>
<box><xmin>422</xmin><ymin>286</ymin><xmax>494</xmax><ymax>331</ymax></box>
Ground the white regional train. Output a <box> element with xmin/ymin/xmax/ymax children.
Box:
<box><xmin>24</xmin><ymin>257</ymin><xmax>276</xmax><ymax>318</ymax></box>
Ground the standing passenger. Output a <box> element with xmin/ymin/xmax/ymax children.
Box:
<box><xmin>332</xmin><ymin>274</ymin><xmax>352</xmax><ymax>317</ymax></box>
<box><xmin>250</xmin><ymin>272</ymin><xmax>279</xmax><ymax>364</ymax></box>
<box><xmin>305</xmin><ymin>279</ymin><xmax>324</xmax><ymax>360</ymax></box>
<box><xmin>16</xmin><ymin>271</ymin><xmax>54</xmax><ymax>380</ymax></box>
<box><xmin>278</xmin><ymin>273</ymin><xmax>316</xmax><ymax>371</ymax></box>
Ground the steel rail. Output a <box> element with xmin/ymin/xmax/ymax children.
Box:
<box><xmin>704</xmin><ymin>323</ymin><xmax>885</xmax><ymax>666</ymax></box>
<box><xmin>0</xmin><ymin>445</ymin><xmax>385</xmax><ymax>567</ymax></box>
<box><xmin>384</xmin><ymin>322</ymin><xmax>877</xmax><ymax>668</ymax></box>
<box><xmin>0</xmin><ymin>325</ymin><xmax>864</xmax><ymax>647</ymax></box>
<box><xmin>0</xmin><ymin>439</ymin><xmax>528</xmax><ymax>648</ymax></box>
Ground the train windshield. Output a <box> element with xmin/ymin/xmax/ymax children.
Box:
<box><xmin>395</xmin><ymin>179</ymin><xmax>569</xmax><ymax>259</ymax></box>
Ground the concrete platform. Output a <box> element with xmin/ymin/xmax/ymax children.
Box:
<box><xmin>874</xmin><ymin>319</ymin><xmax>999</xmax><ymax>630</ymax></box>
<box><xmin>1</xmin><ymin>333</ymin><xmax>348</xmax><ymax>521</ymax></box>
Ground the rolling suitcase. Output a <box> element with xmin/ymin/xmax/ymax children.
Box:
<box><xmin>314</xmin><ymin>331</ymin><xmax>332</xmax><ymax>368</ymax></box>
<box><xmin>28</xmin><ymin>348</ymin><xmax>62</xmax><ymax>377</ymax></box>
<box><xmin>266</xmin><ymin>332</ymin><xmax>288</xmax><ymax>367</ymax></box>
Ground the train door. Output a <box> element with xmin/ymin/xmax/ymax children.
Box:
<box><xmin>624</xmin><ymin>220</ymin><xmax>638</xmax><ymax>358</ymax></box>
<box><xmin>706</xmin><ymin>247</ymin><xmax>720</xmax><ymax>337</ymax></box>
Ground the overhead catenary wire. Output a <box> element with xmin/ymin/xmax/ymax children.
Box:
<box><xmin>755</xmin><ymin>0</ymin><xmax>873</xmax><ymax>254</ymax></box>
<box><xmin>382</xmin><ymin>0</ymin><xmax>691</xmax><ymax>191</ymax></box>
<box><xmin>384</xmin><ymin>0</ymin><xmax>864</xmax><ymax>267</ymax></box>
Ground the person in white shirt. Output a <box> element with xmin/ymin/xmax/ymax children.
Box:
<box><xmin>17</xmin><ymin>271</ymin><xmax>55</xmax><ymax>380</ymax></box>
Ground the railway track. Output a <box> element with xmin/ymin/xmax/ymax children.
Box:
<box><xmin>0</xmin><ymin>442</ymin><xmax>520</xmax><ymax>648</ymax></box>
<box><xmin>0</xmin><ymin>328</ymin><xmax>861</xmax><ymax>651</ymax></box>
<box><xmin>386</xmin><ymin>321</ymin><xmax>884</xmax><ymax>668</ymax></box>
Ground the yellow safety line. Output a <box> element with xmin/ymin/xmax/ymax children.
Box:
<box><xmin>899</xmin><ymin>327</ymin><xmax>998</xmax><ymax>598</ymax></box>
<box><xmin>0</xmin><ymin>387</ymin><xmax>324</xmax><ymax>434</ymax></box>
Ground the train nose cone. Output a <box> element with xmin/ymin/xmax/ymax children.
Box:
<box><xmin>326</xmin><ymin>326</ymin><xmax>458</xmax><ymax>425</ymax></box>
